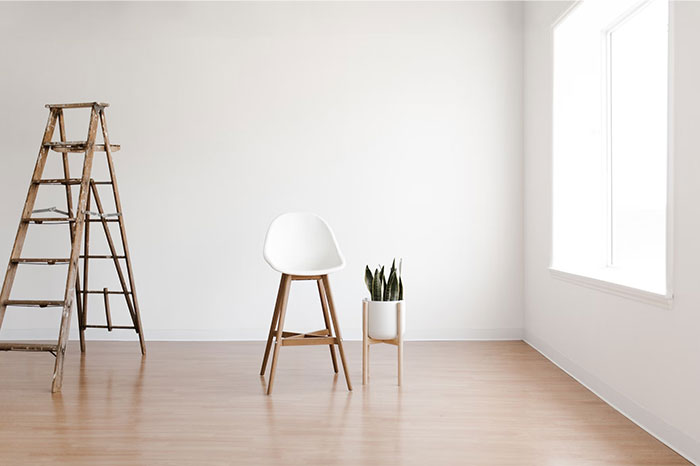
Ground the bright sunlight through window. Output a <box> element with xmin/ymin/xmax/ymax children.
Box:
<box><xmin>552</xmin><ymin>0</ymin><xmax>669</xmax><ymax>295</ymax></box>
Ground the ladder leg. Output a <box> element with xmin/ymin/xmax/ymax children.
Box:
<box><xmin>99</xmin><ymin>110</ymin><xmax>146</xmax><ymax>355</ymax></box>
<box><xmin>267</xmin><ymin>274</ymin><xmax>291</xmax><ymax>395</ymax></box>
<box><xmin>58</xmin><ymin>109</ymin><xmax>87</xmax><ymax>353</ymax></box>
<box><xmin>317</xmin><ymin>279</ymin><xmax>338</xmax><ymax>374</ymax></box>
<box><xmin>52</xmin><ymin>106</ymin><xmax>99</xmax><ymax>393</ymax></box>
<box><xmin>321</xmin><ymin>275</ymin><xmax>352</xmax><ymax>391</ymax></box>
<box><xmin>260</xmin><ymin>275</ymin><xmax>285</xmax><ymax>375</ymax></box>
<box><xmin>0</xmin><ymin>109</ymin><xmax>58</xmax><ymax>328</ymax></box>
<box><xmin>79</xmin><ymin>186</ymin><xmax>92</xmax><ymax>352</ymax></box>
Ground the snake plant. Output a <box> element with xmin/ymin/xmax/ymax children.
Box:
<box><xmin>364</xmin><ymin>259</ymin><xmax>403</xmax><ymax>301</ymax></box>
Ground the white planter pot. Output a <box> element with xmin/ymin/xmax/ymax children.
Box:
<box><xmin>367</xmin><ymin>300</ymin><xmax>406</xmax><ymax>340</ymax></box>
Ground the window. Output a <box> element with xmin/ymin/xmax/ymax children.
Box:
<box><xmin>552</xmin><ymin>0</ymin><xmax>670</xmax><ymax>297</ymax></box>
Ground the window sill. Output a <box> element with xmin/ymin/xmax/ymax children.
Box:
<box><xmin>549</xmin><ymin>268</ymin><xmax>673</xmax><ymax>308</ymax></box>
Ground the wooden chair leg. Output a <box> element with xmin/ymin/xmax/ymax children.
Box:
<box><xmin>267</xmin><ymin>274</ymin><xmax>291</xmax><ymax>395</ymax></box>
<box><xmin>362</xmin><ymin>300</ymin><xmax>368</xmax><ymax>385</ymax></box>
<box><xmin>260</xmin><ymin>275</ymin><xmax>286</xmax><ymax>375</ymax></box>
<box><xmin>321</xmin><ymin>275</ymin><xmax>352</xmax><ymax>391</ymax></box>
<box><xmin>317</xmin><ymin>279</ymin><xmax>338</xmax><ymax>373</ymax></box>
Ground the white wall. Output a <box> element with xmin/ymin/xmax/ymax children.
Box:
<box><xmin>524</xmin><ymin>1</ymin><xmax>700</xmax><ymax>462</ymax></box>
<box><xmin>0</xmin><ymin>2</ymin><xmax>524</xmax><ymax>341</ymax></box>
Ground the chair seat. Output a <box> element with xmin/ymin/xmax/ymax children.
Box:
<box><xmin>263</xmin><ymin>212</ymin><xmax>345</xmax><ymax>276</ymax></box>
<box><xmin>266</xmin><ymin>263</ymin><xmax>345</xmax><ymax>277</ymax></box>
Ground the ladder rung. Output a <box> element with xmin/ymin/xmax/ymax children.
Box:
<box><xmin>31</xmin><ymin>179</ymin><xmax>112</xmax><ymax>186</ymax></box>
<box><xmin>87</xmin><ymin>218</ymin><xmax>119</xmax><ymax>223</ymax></box>
<box><xmin>34</xmin><ymin>178</ymin><xmax>82</xmax><ymax>185</ymax></box>
<box><xmin>3</xmin><ymin>300</ymin><xmax>64</xmax><ymax>308</ymax></box>
<box><xmin>45</xmin><ymin>102</ymin><xmax>109</xmax><ymax>109</ymax></box>
<box><xmin>11</xmin><ymin>258</ymin><xmax>71</xmax><ymax>265</ymax></box>
<box><xmin>44</xmin><ymin>142</ymin><xmax>120</xmax><ymax>153</ymax></box>
<box><xmin>22</xmin><ymin>217</ymin><xmax>76</xmax><ymax>224</ymax></box>
<box><xmin>79</xmin><ymin>255</ymin><xmax>126</xmax><ymax>259</ymax></box>
<box><xmin>84</xmin><ymin>325</ymin><xmax>135</xmax><ymax>330</ymax></box>
<box><xmin>0</xmin><ymin>342</ymin><xmax>58</xmax><ymax>352</ymax></box>
<box><xmin>79</xmin><ymin>290</ymin><xmax>132</xmax><ymax>295</ymax></box>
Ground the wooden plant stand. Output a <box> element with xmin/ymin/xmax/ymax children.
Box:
<box><xmin>0</xmin><ymin>102</ymin><xmax>145</xmax><ymax>393</ymax></box>
<box><xmin>362</xmin><ymin>299</ymin><xmax>404</xmax><ymax>386</ymax></box>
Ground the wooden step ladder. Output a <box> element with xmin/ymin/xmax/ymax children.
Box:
<box><xmin>0</xmin><ymin>102</ymin><xmax>145</xmax><ymax>393</ymax></box>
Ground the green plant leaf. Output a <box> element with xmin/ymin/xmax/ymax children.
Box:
<box><xmin>367</xmin><ymin>260</ymin><xmax>404</xmax><ymax>301</ymax></box>
<box><xmin>384</xmin><ymin>271</ymin><xmax>392</xmax><ymax>301</ymax></box>
<box><xmin>392</xmin><ymin>276</ymin><xmax>399</xmax><ymax>300</ymax></box>
<box><xmin>385</xmin><ymin>268</ymin><xmax>396</xmax><ymax>301</ymax></box>
<box><xmin>364</xmin><ymin>266</ymin><xmax>373</xmax><ymax>296</ymax></box>
<box><xmin>372</xmin><ymin>267</ymin><xmax>382</xmax><ymax>301</ymax></box>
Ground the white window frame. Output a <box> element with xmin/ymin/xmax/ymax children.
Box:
<box><xmin>548</xmin><ymin>0</ymin><xmax>675</xmax><ymax>308</ymax></box>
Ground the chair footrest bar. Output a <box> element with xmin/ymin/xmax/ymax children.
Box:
<box><xmin>278</xmin><ymin>329</ymin><xmax>330</xmax><ymax>339</ymax></box>
<box><xmin>281</xmin><ymin>336</ymin><xmax>337</xmax><ymax>346</ymax></box>
<box><xmin>83</xmin><ymin>325</ymin><xmax>135</xmax><ymax>330</ymax></box>
<box><xmin>0</xmin><ymin>342</ymin><xmax>58</xmax><ymax>352</ymax></box>
<box><xmin>3</xmin><ymin>300</ymin><xmax>64</xmax><ymax>308</ymax></box>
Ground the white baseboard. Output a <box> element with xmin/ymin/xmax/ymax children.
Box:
<box><xmin>525</xmin><ymin>331</ymin><xmax>699</xmax><ymax>465</ymax></box>
<box><xmin>0</xmin><ymin>327</ymin><xmax>524</xmax><ymax>342</ymax></box>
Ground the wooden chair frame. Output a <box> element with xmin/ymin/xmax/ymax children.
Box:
<box><xmin>260</xmin><ymin>274</ymin><xmax>352</xmax><ymax>395</ymax></box>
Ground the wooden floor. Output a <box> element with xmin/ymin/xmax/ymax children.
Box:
<box><xmin>0</xmin><ymin>341</ymin><xmax>687</xmax><ymax>465</ymax></box>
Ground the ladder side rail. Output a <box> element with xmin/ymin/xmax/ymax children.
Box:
<box><xmin>58</xmin><ymin>109</ymin><xmax>86</xmax><ymax>352</ymax></box>
<box><xmin>0</xmin><ymin>109</ymin><xmax>58</xmax><ymax>327</ymax></box>
<box><xmin>51</xmin><ymin>106</ymin><xmax>100</xmax><ymax>393</ymax></box>
<box><xmin>99</xmin><ymin>110</ymin><xmax>146</xmax><ymax>355</ymax></box>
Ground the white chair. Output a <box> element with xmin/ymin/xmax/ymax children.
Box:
<box><xmin>260</xmin><ymin>212</ymin><xmax>352</xmax><ymax>394</ymax></box>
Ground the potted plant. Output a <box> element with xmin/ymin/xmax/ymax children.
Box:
<box><xmin>364</xmin><ymin>259</ymin><xmax>405</xmax><ymax>340</ymax></box>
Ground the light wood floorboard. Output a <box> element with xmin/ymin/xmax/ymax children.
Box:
<box><xmin>0</xmin><ymin>341</ymin><xmax>688</xmax><ymax>465</ymax></box>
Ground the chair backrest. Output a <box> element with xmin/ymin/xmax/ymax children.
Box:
<box><xmin>263</xmin><ymin>212</ymin><xmax>345</xmax><ymax>276</ymax></box>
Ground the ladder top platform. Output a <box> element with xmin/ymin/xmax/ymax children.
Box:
<box><xmin>45</xmin><ymin>102</ymin><xmax>109</xmax><ymax>109</ymax></box>
<box><xmin>44</xmin><ymin>141</ymin><xmax>120</xmax><ymax>153</ymax></box>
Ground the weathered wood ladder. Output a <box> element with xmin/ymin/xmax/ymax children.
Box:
<box><xmin>0</xmin><ymin>102</ymin><xmax>145</xmax><ymax>393</ymax></box>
